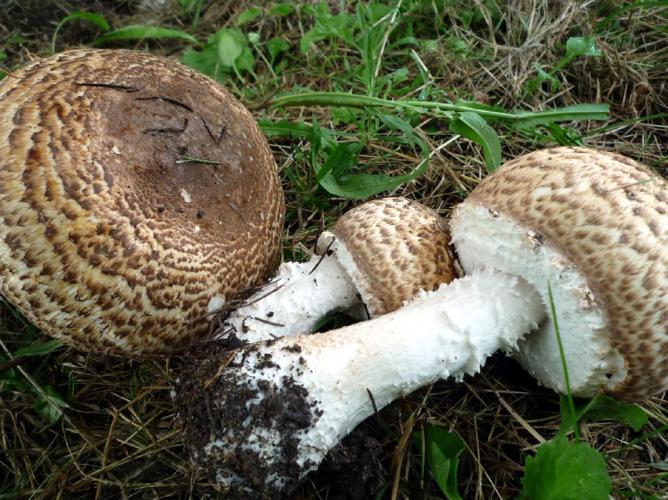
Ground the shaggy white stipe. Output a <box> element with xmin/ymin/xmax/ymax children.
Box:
<box><xmin>451</xmin><ymin>204</ymin><xmax>626</xmax><ymax>396</ymax></box>
<box><xmin>219</xmin><ymin>248</ymin><xmax>360</xmax><ymax>343</ymax></box>
<box><xmin>206</xmin><ymin>270</ymin><xmax>545</xmax><ymax>490</ymax></box>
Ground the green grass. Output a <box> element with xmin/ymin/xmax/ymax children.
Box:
<box><xmin>0</xmin><ymin>0</ymin><xmax>667</xmax><ymax>498</ymax></box>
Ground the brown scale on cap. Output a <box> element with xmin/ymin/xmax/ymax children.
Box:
<box><xmin>465</xmin><ymin>147</ymin><xmax>668</xmax><ymax>400</ymax></box>
<box><xmin>330</xmin><ymin>197</ymin><xmax>458</xmax><ymax>315</ymax></box>
<box><xmin>0</xmin><ymin>49</ymin><xmax>284</xmax><ymax>356</ymax></box>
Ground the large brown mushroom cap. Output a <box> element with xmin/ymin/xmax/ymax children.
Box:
<box><xmin>453</xmin><ymin>147</ymin><xmax>667</xmax><ymax>400</ymax></box>
<box><xmin>320</xmin><ymin>197</ymin><xmax>457</xmax><ymax>315</ymax></box>
<box><xmin>0</xmin><ymin>49</ymin><xmax>284</xmax><ymax>355</ymax></box>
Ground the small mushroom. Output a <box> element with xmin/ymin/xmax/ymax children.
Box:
<box><xmin>217</xmin><ymin>197</ymin><xmax>457</xmax><ymax>344</ymax></box>
<box><xmin>0</xmin><ymin>49</ymin><xmax>284</xmax><ymax>355</ymax></box>
<box><xmin>173</xmin><ymin>147</ymin><xmax>668</xmax><ymax>495</ymax></box>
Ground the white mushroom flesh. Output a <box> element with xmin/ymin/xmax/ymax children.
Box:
<box><xmin>451</xmin><ymin>204</ymin><xmax>626</xmax><ymax>395</ymax></box>
<box><xmin>217</xmin><ymin>232</ymin><xmax>360</xmax><ymax>344</ymax></box>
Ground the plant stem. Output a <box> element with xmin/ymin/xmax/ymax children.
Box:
<box><xmin>549</xmin><ymin>281</ymin><xmax>579</xmax><ymax>442</ymax></box>
<box><xmin>270</xmin><ymin>91</ymin><xmax>609</xmax><ymax>124</ymax></box>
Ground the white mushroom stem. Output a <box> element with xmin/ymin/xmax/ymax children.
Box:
<box><xmin>198</xmin><ymin>270</ymin><xmax>546</xmax><ymax>494</ymax></box>
<box><xmin>217</xmin><ymin>247</ymin><xmax>361</xmax><ymax>344</ymax></box>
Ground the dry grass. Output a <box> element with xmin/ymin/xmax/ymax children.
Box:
<box><xmin>0</xmin><ymin>0</ymin><xmax>667</xmax><ymax>498</ymax></box>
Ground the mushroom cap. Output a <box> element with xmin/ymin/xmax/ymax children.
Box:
<box><xmin>0</xmin><ymin>49</ymin><xmax>284</xmax><ymax>355</ymax></box>
<box><xmin>317</xmin><ymin>197</ymin><xmax>457</xmax><ymax>316</ymax></box>
<box><xmin>451</xmin><ymin>147</ymin><xmax>668</xmax><ymax>400</ymax></box>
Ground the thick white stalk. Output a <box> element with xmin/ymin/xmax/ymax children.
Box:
<box><xmin>217</xmin><ymin>252</ymin><xmax>360</xmax><ymax>344</ymax></box>
<box><xmin>197</xmin><ymin>270</ymin><xmax>546</xmax><ymax>494</ymax></box>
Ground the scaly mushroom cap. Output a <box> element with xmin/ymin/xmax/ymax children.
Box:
<box><xmin>0</xmin><ymin>49</ymin><xmax>284</xmax><ymax>355</ymax></box>
<box><xmin>317</xmin><ymin>197</ymin><xmax>457</xmax><ymax>316</ymax></box>
<box><xmin>451</xmin><ymin>147</ymin><xmax>668</xmax><ymax>400</ymax></box>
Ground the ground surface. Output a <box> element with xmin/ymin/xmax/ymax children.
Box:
<box><xmin>0</xmin><ymin>1</ymin><xmax>666</xmax><ymax>499</ymax></box>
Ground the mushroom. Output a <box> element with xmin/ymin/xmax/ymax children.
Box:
<box><xmin>0</xmin><ymin>49</ymin><xmax>284</xmax><ymax>355</ymax></box>
<box><xmin>217</xmin><ymin>197</ymin><xmax>457</xmax><ymax>344</ymax></box>
<box><xmin>173</xmin><ymin>147</ymin><xmax>668</xmax><ymax>495</ymax></box>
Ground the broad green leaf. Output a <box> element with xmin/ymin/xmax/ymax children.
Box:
<box><xmin>235</xmin><ymin>46</ymin><xmax>255</xmax><ymax>73</ymax></box>
<box><xmin>236</xmin><ymin>7</ymin><xmax>262</xmax><ymax>26</ymax></box>
<box><xmin>33</xmin><ymin>385</ymin><xmax>69</xmax><ymax>426</ymax></box>
<box><xmin>317</xmin><ymin>148</ymin><xmax>428</xmax><ymax>199</ymax></box>
<box><xmin>270</xmin><ymin>4</ymin><xmax>294</xmax><ymax>16</ymax></box>
<box><xmin>560</xmin><ymin>394</ymin><xmax>648</xmax><ymax>434</ymax></box>
<box><xmin>52</xmin><ymin>11</ymin><xmax>110</xmax><ymax>52</ymax></box>
<box><xmin>267</xmin><ymin>37</ymin><xmax>290</xmax><ymax>62</ymax></box>
<box><xmin>565</xmin><ymin>36</ymin><xmax>602</xmax><ymax>59</ymax></box>
<box><xmin>14</xmin><ymin>340</ymin><xmax>63</xmax><ymax>358</ymax></box>
<box><xmin>521</xmin><ymin>436</ymin><xmax>611</xmax><ymax>500</ymax></box>
<box><xmin>308</xmin><ymin>118</ymin><xmax>428</xmax><ymax>199</ymax></box>
<box><xmin>426</xmin><ymin>426</ymin><xmax>465</xmax><ymax>500</ymax></box>
<box><xmin>0</xmin><ymin>51</ymin><xmax>6</xmax><ymax>62</ymax></box>
<box><xmin>0</xmin><ymin>71</ymin><xmax>5</xmax><ymax>81</ymax></box>
<box><xmin>315</xmin><ymin>142</ymin><xmax>359</xmax><ymax>182</ymax></box>
<box><xmin>217</xmin><ymin>30</ymin><xmax>244</xmax><ymax>67</ymax></box>
<box><xmin>317</xmin><ymin>167</ymin><xmax>427</xmax><ymax>199</ymax></box>
<box><xmin>583</xmin><ymin>396</ymin><xmax>648</xmax><ymax>431</ymax></box>
<box><xmin>95</xmin><ymin>25</ymin><xmax>198</xmax><ymax>45</ymax></box>
<box><xmin>450</xmin><ymin>111</ymin><xmax>502</xmax><ymax>172</ymax></box>
<box><xmin>182</xmin><ymin>45</ymin><xmax>222</xmax><ymax>80</ymax></box>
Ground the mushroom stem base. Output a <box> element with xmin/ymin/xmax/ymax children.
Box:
<box><xmin>184</xmin><ymin>269</ymin><xmax>546</xmax><ymax>495</ymax></box>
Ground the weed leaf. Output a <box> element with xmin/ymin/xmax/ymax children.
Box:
<box><xmin>33</xmin><ymin>385</ymin><xmax>69</xmax><ymax>426</ymax></box>
<box><xmin>182</xmin><ymin>45</ymin><xmax>220</xmax><ymax>80</ymax></box>
<box><xmin>95</xmin><ymin>25</ymin><xmax>198</xmax><ymax>45</ymax></box>
<box><xmin>565</xmin><ymin>36</ymin><xmax>602</xmax><ymax>59</ymax></box>
<box><xmin>236</xmin><ymin>7</ymin><xmax>262</xmax><ymax>26</ymax></box>
<box><xmin>14</xmin><ymin>339</ymin><xmax>63</xmax><ymax>358</ymax></box>
<box><xmin>425</xmin><ymin>426</ymin><xmax>465</xmax><ymax>500</ymax></box>
<box><xmin>267</xmin><ymin>38</ymin><xmax>290</xmax><ymax>62</ymax></box>
<box><xmin>217</xmin><ymin>30</ymin><xmax>244</xmax><ymax>67</ymax></box>
<box><xmin>0</xmin><ymin>355</ymin><xmax>27</xmax><ymax>391</ymax></box>
<box><xmin>182</xmin><ymin>28</ymin><xmax>253</xmax><ymax>79</ymax></box>
<box><xmin>521</xmin><ymin>436</ymin><xmax>611</xmax><ymax>500</ymax></box>
<box><xmin>526</xmin><ymin>63</ymin><xmax>561</xmax><ymax>93</ymax></box>
<box><xmin>315</xmin><ymin>142</ymin><xmax>358</xmax><ymax>182</ymax></box>
<box><xmin>514</xmin><ymin>104</ymin><xmax>609</xmax><ymax>128</ymax></box>
<box><xmin>582</xmin><ymin>396</ymin><xmax>648</xmax><ymax>431</ymax></box>
<box><xmin>450</xmin><ymin>111</ymin><xmax>502</xmax><ymax>172</ymax></box>
<box><xmin>559</xmin><ymin>394</ymin><xmax>648</xmax><ymax>434</ymax></box>
<box><xmin>270</xmin><ymin>4</ymin><xmax>294</xmax><ymax>17</ymax></box>
<box><xmin>52</xmin><ymin>11</ymin><xmax>110</xmax><ymax>52</ymax></box>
